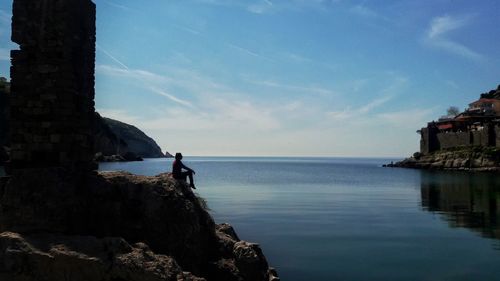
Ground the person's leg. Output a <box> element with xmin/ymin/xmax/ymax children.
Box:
<box><xmin>187</xmin><ymin>171</ymin><xmax>195</xmax><ymax>189</ymax></box>
<box><xmin>181</xmin><ymin>171</ymin><xmax>195</xmax><ymax>189</ymax></box>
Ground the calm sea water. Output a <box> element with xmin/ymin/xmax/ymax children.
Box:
<box><xmin>82</xmin><ymin>158</ymin><xmax>500</xmax><ymax>280</ymax></box>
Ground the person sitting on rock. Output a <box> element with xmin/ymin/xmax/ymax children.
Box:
<box><xmin>172</xmin><ymin>152</ymin><xmax>196</xmax><ymax>189</ymax></box>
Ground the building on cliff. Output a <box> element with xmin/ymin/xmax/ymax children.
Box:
<box><xmin>419</xmin><ymin>86</ymin><xmax>500</xmax><ymax>155</ymax></box>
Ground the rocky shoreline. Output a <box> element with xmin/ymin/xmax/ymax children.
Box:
<box><xmin>385</xmin><ymin>147</ymin><xmax>500</xmax><ymax>172</ymax></box>
<box><xmin>0</xmin><ymin>170</ymin><xmax>279</xmax><ymax>281</ymax></box>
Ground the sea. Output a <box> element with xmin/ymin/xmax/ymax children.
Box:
<box><xmin>5</xmin><ymin>157</ymin><xmax>500</xmax><ymax>280</ymax></box>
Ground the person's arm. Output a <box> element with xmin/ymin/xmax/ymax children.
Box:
<box><xmin>181</xmin><ymin>161</ymin><xmax>195</xmax><ymax>173</ymax></box>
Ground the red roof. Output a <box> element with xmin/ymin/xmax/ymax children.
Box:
<box><xmin>437</xmin><ymin>123</ymin><xmax>453</xmax><ymax>130</ymax></box>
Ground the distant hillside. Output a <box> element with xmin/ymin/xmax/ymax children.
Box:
<box><xmin>94</xmin><ymin>114</ymin><xmax>166</xmax><ymax>158</ymax></box>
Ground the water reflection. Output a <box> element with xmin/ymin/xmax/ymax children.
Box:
<box><xmin>420</xmin><ymin>171</ymin><xmax>500</xmax><ymax>241</ymax></box>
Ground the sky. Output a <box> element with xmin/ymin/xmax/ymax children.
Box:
<box><xmin>0</xmin><ymin>0</ymin><xmax>500</xmax><ymax>157</ymax></box>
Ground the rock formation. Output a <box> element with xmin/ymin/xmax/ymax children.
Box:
<box><xmin>1</xmin><ymin>1</ymin><xmax>278</xmax><ymax>280</ymax></box>
<box><xmin>0</xmin><ymin>171</ymin><xmax>278</xmax><ymax>280</ymax></box>
<box><xmin>387</xmin><ymin>147</ymin><xmax>500</xmax><ymax>172</ymax></box>
<box><xmin>0</xmin><ymin>232</ymin><xmax>204</xmax><ymax>281</ymax></box>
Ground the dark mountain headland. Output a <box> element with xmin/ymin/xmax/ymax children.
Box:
<box><xmin>389</xmin><ymin>85</ymin><xmax>500</xmax><ymax>171</ymax></box>
<box><xmin>1</xmin><ymin>79</ymin><xmax>168</xmax><ymax>164</ymax></box>
<box><xmin>93</xmin><ymin>113</ymin><xmax>167</xmax><ymax>161</ymax></box>
<box><xmin>0</xmin><ymin>1</ymin><xmax>278</xmax><ymax>281</ymax></box>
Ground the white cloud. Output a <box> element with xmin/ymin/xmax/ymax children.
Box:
<box><xmin>96</xmin><ymin>64</ymin><xmax>285</xmax><ymax>130</ymax></box>
<box><xmin>327</xmin><ymin>75</ymin><xmax>408</xmax><ymax>120</ymax></box>
<box><xmin>376</xmin><ymin>108</ymin><xmax>437</xmax><ymax>128</ymax></box>
<box><xmin>326</xmin><ymin>94</ymin><xmax>394</xmax><ymax>121</ymax></box>
<box><xmin>425</xmin><ymin>15</ymin><xmax>483</xmax><ymax>61</ymax></box>
<box><xmin>252</xmin><ymin>80</ymin><xmax>336</xmax><ymax>96</ymax></box>
<box><xmin>95</xmin><ymin>64</ymin><xmax>423</xmax><ymax>157</ymax></box>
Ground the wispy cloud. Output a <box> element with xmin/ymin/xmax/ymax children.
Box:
<box><xmin>96</xmin><ymin>64</ymin><xmax>424</xmax><ymax>157</ymax></box>
<box><xmin>0</xmin><ymin>48</ymin><xmax>9</xmax><ymax>61</ymax></box>
<box><xmin>281</xmin><ymin>52</ymin><xmax>314</xmax><ymax>63</ymax></box>
<box><xmin>358</xmin><ymin>94</ymin><xmax>394</xmax><ymax>114</ymax></box>
<box><xmin>252</xmin><ymin>80</ymin><xmax>336</xmax><ymax>96</ymax></box>
<box><xmin>326</xmin><ymin>94</ymin><xmax>394</xmax><ymax>120</ymax></box>
<box><xmin>149</xmin><ymin>87</ymin><xmax>194</xmax><ymax>108</ymax></box>
<box><xmin>195</xmin><ymin>0</ymin><xmax>337</xmax><ymax>14</ymax></box>
<box><xmin>247</xmin><ymin>0</ymin><xmax>274</xmax><ymax>14</ymax></box>
<box><xmin>103</xmin><ymin>0</ymin><xmax>133</xmax><ymax>11</ymax></box>
<box><xmin>95</xmin><ymin>45</ymin><xmax>196</xmax><ymax>109</ymax></box>
<box><xmin>96</xmin><ymin>44</ymin><xmax>130</xmax><ymax>70</ymax></box>
<box><xmin>349</xmin><ymin>5</ymin><xmax>378</xmax><ymax>18</ymax></box>
<box><xmin>0</xmin><ymin>9</ymin><xmax>11</xmax><ymax>38</ymax></box>
<box><xmin>326</xmin><ymin>76</ymin><xmax>408</xmax><ymax>120</ymax></box>
<box><xmin>425</xmin><ymin>15</ymin><xmax>483</xmax><ymax>61</ymax></box>
<box><xmin>172</xmin><ymin>24</ymin><xmax>201</xmax><ymax>35</ymax></box>
<box><xmin>0</xmin><ymin>9</ymin><xmax>10</xmax><ymax>23</ymax></box>
<box><xmin>226</xmin><ymin>43</ymin><xmax>274</xmax><ymax>62</ymax></box>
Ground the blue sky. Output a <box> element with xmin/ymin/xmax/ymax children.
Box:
<box><xmin>1</xmin><ymin>0</ymin><xmax>499</xmax><ymax>157</ymax></box>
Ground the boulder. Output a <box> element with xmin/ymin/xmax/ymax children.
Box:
<box><xmin>0</xmin><ymin>169</ymin><xmax>277</xmax><ymax>281</ymax></box>
<box><xmin>0</xmin><ymin>231</ymin><xmax>205</xmax><ymax>281</ymax></box>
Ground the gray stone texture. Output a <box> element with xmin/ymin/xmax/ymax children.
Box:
<box><xmin>436</xmin><ymin>131</ymin><xmax>470</xmax><ymax>150</ymax></box>
<box><xmin>9</xmin><ymin>0</ymin><xmax>96</xmax><ymax>170</ymax></box>
<box><xmin>421</xmin><ymin>124</ymin><xmax>499</xmax><ymax>154</ymax></box>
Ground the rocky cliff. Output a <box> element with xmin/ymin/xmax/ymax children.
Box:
<box><xmin>93</xmin><ymin>114</ymin><xmax>166</xmax><ymax>159</ymax></box>
<box><xmin>0</xmin><ymin>170</ymin><xmax>279</xmax><ymax>281</ymax></box>
<box><xmin>387</xmin><ymin>147</ymin><xmax>500</xmax><ymax>172</ymax></box>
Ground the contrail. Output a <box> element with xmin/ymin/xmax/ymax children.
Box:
<box><xmin>96</xmin><ymin>43</ymin><xmax>130</xmax><ymax>70</ymax></box>
<box><xmin>96</xmin><ymin>44</ymin><xmax>195</xmax><ymax>109</ymax></box>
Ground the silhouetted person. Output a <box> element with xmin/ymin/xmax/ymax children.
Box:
<box><xmin>172</xmin><ymin>152</ymin><xmax>196</xmax><ymax>189</ymax></box>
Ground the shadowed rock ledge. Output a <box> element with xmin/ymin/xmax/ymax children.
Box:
<box><xmin>386</xmin><ymin>147</ymin><xmax>500</xmax><ymax>172</ymax></box>
<box><xmin>0</xmin><ymin>171</ymin><xmax>279</xmax><ymax>281</ymax></box>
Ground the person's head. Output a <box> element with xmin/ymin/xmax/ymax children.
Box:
<box><xmin>175</xmin><ymin>153</ymin><xmax>183</xmax><ymax>160</ymax></box>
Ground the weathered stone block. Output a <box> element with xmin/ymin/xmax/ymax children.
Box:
<box><xmin>9</xmin><ymin>0</ymin><xmax>96</xmax><ymax>171</ymax></box>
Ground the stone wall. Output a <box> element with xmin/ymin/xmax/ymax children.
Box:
<box><xmin>0</xmin><ymin>79</ymin><xmax>9</xmax><ymax>147</ymax></box>
<box><xmin>422</xmin><ymin>124</ymin><xmax>497</xmax><ymax>154</ymax></box>
<box><xmin>495</xmin><ymin>125</ymin><xmax>500</xmax><ymax>147</ymax></box>
<box><xmin>9</xmin><ymin>0</ymin><xmax>96</xmax><ymax>171</ymax></box>
<box><xmin>436</xmin><ymin>131</ymin><xmax>471</xmax><ymax>150</ymax></box>
<box><xmin>420</xmin><ymin>127</ymin><xmax>439</xmax><ymax>154</ymax></box>
<box><xmin>471</xmin><ymin>130</ymin><xmax>490</xmax><ymax>147</ymax></box>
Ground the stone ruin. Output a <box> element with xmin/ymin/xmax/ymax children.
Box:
<box><xmin>0</xmin><ymin>2</ymin><xmax>279</xmax><ymax>280</ymax></box>
<box><xmin>8</xmin><ymin>0</ymin><xmax>96</xmax><ymax>172</ymax></box>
